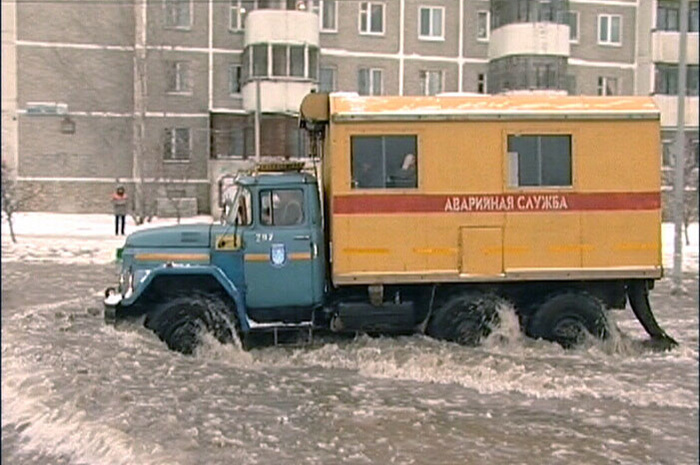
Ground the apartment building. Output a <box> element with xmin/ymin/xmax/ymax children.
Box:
<box><xmin>2</xmin><ymin>0</ymin><xmax>697</xmax><ymax>215</ymax></box>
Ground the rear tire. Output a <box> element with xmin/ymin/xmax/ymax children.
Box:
<box><xmin>526</xmin><ymin>292</ymin><xmax>609</xmax><ymax>348</ymax></box>
<box><xmin>427</xmin><ymin>292</ymin><xmax>503</xmax><ymax>346</ymax></box>
<box><xmin>145</xmin><ymin>293</ymin><xmax>237</xmax><ymax>354</ymax></box>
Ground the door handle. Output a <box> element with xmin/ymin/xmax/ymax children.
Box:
<box><xmin>294</xmin><ymin>235</ymin><xmax>311</xmax><ymax>240</ymax></box>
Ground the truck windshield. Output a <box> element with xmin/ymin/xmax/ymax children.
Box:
<box><xmin>224</xmin><ymin>185</ymin><xmax>252</xmax><ymax>226</ymax></box>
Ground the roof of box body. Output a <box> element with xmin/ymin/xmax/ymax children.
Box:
<box><xmin>328</xmin><ymin>94</ymin><xmax>660</xmax><ymax>122</ymax></box>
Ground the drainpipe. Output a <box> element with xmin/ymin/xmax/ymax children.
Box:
<box><xmin>672</xmin><ymin>0</ymin><xmax>689</xmax><ymax>292</ymax></box>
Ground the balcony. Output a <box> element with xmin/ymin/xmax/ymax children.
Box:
<box><xmin>488</xmin><ymin>22</ymin><xmax>570</xmax><ymax>61</ymax></box>
<box><xmin>654</xmin><ymin>94</ymin><xmax>699</xmax><ymax>128</ymax></box>
<box><xmin>244</xmin><ymin>9</ymin><xmax>319</xmax><ymax>47</ymax></box>
<box><xmin>241</xmin><ymin>9</ymin><xmax>320</xmax><ymax>113</ymax></box>
<box><xmin>652</xmin><ymin>31</ymin><xmax>699</xmax><ymax>65</ymax></box>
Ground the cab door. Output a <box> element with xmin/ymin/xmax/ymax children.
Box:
<box><xmin>243</xmin><ymin>187</ymin><xmax>316</xmax><ymax>309</ymax></box>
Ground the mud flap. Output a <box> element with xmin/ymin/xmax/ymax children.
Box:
<box><xmin>626</xmin><ymin>281</ymin><xmax>678</xmax><ymax>350</ymax></box>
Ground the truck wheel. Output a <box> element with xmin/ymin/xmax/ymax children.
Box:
<box><xmin>526</xmin><ymin>292</ymin><xmax>609</xmax><ymax>348</ymax></box>
<box><xmin>145</xmin><ymin>294</ymin><xmax>237</xmax><ymax>354</ymax></box>
<box><xmin>427</xmin><ymin>292</ymin><xmax>502</xmax><ymax>346</ymax></box>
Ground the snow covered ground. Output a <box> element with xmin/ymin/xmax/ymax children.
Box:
<box><xmin>1</xmin><ymin>213</ymin><xmax>698</xmax><ymax>272</ymax></box>
<box><xmin>1</xmin><ymin>213</ymin><xmax>215</xmax><ymax>265</ymax></box>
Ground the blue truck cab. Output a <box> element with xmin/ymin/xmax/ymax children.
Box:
<box><xmin>105</xmin><ymin>165</ymin><xmax>327</xmax><ymax>350</ymax></box>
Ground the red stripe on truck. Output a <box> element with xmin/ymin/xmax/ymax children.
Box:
<box><xmin>333</xmin><ymin>192</ymin><xmax>661</xmax><ymax>214</ymax></box>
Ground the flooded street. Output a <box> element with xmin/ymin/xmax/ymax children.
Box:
<box><xmin>2</xmin><ymin>260</ymin><xmax>697</xmax><ymax>465</ymax></box>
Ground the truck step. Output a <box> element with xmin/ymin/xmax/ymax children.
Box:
<box><xmin>250</xmin><ymin>323</ymin><xmax>314</xmax><ymax>346</ymax></box>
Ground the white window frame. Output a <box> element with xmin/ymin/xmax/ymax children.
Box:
<box><xmin>418</xmin><ymin>6</ymin><xmax>445</xmax><ymax>41</ymax></box>
<box><xmin>313</xmin><ymin>0</ymin><xmax>338</xmax><ymax>33</ymax></box>
<box><xmin>230</xmin><ymin>0</ymin><xmax>243</xmax><ymax>31</ymax></box>
<box><xmin>164</xmin><ymin>127</ymin><xmax>192</xmax><ymax>162</ymax></box>
<box><xmin>358</xmin><ymin>67</ymin><xmax>383</xmax><ymax>95</ymax></box>
<box><xmin>319</xmin><ymin>66</ymin><xmax>337</xmax><ymax>92</ymax></box>
<box><xmin>477</xmin><ymin>10</ymin><xmax>490</xmax><ymax>41</ymax></box>
<box><xmin>358</xmin><ymin>2</ymin><xmax>385</xmax><ymax>36</ymax></box>
<box><xmin>598</xmin><ymin>14</ymin><xmax>622</xmax><ymax>46</ymax></box>
<box><xmin>419</xmin><ymin>70</ymin><xmax>444</xmax><ymax>96</ymax></box>
<box><xmin>230</xmin><ymin>0</ymin><xmax>257</xmax><ymax>31</ymax></box>
<box><xmin>597</xmin><ymin>76</ymin><xmax>618</xmax><ymax>96</ymax></box>
<box><xmin>661</xmin><ymin>139</ymin><xmax>674</xmax><ymax>170</ymax></box>
<box><xmin>167</xmin><ymin>61</ymin><xmax>192</xmax><ymax>95</ymax></box>
<box><xmin>568</xmin><ymin>10</ymin><xmax>580</xmax><ymax>43</ymax></box>
<box><xmin>163</xmin><ymin>0</ymin><xmax>192</xmax><ymax>30</ymax></box>
<box><xmin>229</xmin><ymin>64</ymin><xmax>242</xmax><ymax>95</ymax></box>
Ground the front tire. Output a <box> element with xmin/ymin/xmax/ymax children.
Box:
<box><xmin>526</xmin><ymin>292</ymin><xmax>609</xmax><ymax>348</ymax></box>
<box><xmin>427</xmin><ymin>292</ymin><xmax>503</xmax><ymax>346</ymax></box>
<box><xmin>145</xmin><ymin>293</ymin><xmax>237</xmax><ymax>354</ymax></box>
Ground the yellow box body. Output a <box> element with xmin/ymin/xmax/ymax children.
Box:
<box><xmin>320</xmin><ymin>95</ymin><xmax>662</xmax><ymax>286</ymax></box>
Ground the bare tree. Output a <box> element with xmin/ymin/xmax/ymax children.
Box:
<box><xmin>682</xmin><ymin>147</ymin><xmax>698</xmax><ymax>246</ymax></box>
<box><xmin>1</xmin><ymin>161</ymin><xmax>42</xmax><ymax>243</ymax></box>
<box><xmin>160</xmin><ymin>176</ymin><xmax>192</xmax><ymax>224</ymax></box>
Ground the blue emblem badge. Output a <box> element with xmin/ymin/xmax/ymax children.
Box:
<box><xmin>270</xmin><ymin>243</ymin><xmax>287</xmax><ymax>267</ymax></box>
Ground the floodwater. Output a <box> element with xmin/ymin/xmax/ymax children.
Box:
<box><xmin>2</xmin><ymin>261</ymin><xmax>698</xmax><ymax>465</ymax></box>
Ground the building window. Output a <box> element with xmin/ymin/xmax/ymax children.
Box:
<box><xmin>420</xmin><ymin>70</ymin><xmax>443</xmax><ymax>96</ymax></box>
<box><xmin>229</xmin><ymin>64</ymin><xmax>242</xmax><ymax>94</ymax></box>
<box><xmin>319</xmin><ymin>67</ymin><xmax>336</xmax><ymax>92</ymax></box>
<box><xmin>657</xmin><ymin>1</ymin><xmax>680</xmax><ymax>31</ymax></box>
<box><xmin>166</xmin><ymin>61</ymin><xmax>192</xmax><ymax>94</ymax></box>
<box><xmin>491</xmin><ymin>0</ymin><xmax>569</xmax><ymax>29</ymax></box>
<box><xmin>313</xmin><ymin>0</ymin><xmax>337</xmax><ymax>32</ymax></box>
<box><xmin>656</xmin><ymin>64</ymin><xmax>678</xmax><ymax>95</ymax></box>
<box><xmin>568</xmin><ymin>10</ymin><xmax>579</xmax><ymax>42</ymax></box>
<box><xmin>598</xmin><ymin>14</ymin><xmax>622</xmax><ymax>45</ymax></box>
<box><xmin>477</xmin><ymin>73</ymin><xmax>487</xmax><ymax>93</ymax></box>
<box><xmin>230</xmin><ymin>0</ymin><xmax>255</xmax><ymax>30</ymax></box>
<box><xmin>533</xmin><ymin>63</ymin><xmax>556</xmax><ymax>89</ymax></box>
<box><xmin>251</xmin><ymin>44</ymin><xmax>268</xmax><ymax>77</ymax></box>
<box><xmin>657</xmin><ymin>1</ymin><xmax>699</xmax><ymax>31</ymax></box>
<box><xmin>508</xmin><ymin>135</ymin><xmax>572</xmax><ymax>187</ymax></box>
<box><xmin>164</xmin><ymin>0</ymin><xmax>191</xmax><ymax>29</ymax></box>
<box><xmin>308</xmin><ymin>47</ymin><xmax>318</xmax><ymax>80</ymax></box>
<box><xmin>359</xmin><ymin>2</ymin><xmax>385</xmax><ymax>35</ymax></box>
<box><xmin>246</xmin><ymin>43</ymin><xmax>318</xmax><ymax>81</ymax></box>
<box><xmin>164</xmin><ymin>128</ymin><xmax>191</xmax><ymax>161</ymax></box>
<box><xmin>477</xmin><ymin>10</ymin><xmax>490</xmax><ymax>41</ymax></box>
<box><xmin>272</xmin><ymin>44</ymin><xmax>288</xmax><ymax>76</ymax></box>
<box><xmin>662</xmin><ymin>140</ymin><xmax>674</xmax><ymax>168</ymax></box>
<box><xmin>419</xmin><ymin>6</ymin><xmax>444</xmax><ymax>40</ymax></box>
<box><xmin>351</xmin><ymin>135</ymin><xmax>417</xmax><ymax>189</ymax></box>
<box><xmin>290</xmin><ymin>45</ymin><xmax>305</xmax><ymax>77</ymax></box>
<box><xmin>597</xmin><ymin>76</ymin><xmax>618</xmax><ymax>96</ymax></box>
<box><xmin>228</xmin><ymin>127</ymin><xmax>246</xmax><ymax>157</ymax></box>
<box><xmin>358</xmin><ymin>68</ymin><xmax>382</xmax><ymax>95</ymax></box>
<box><xmin>656</xmin><ymin>64</ymin><xmax>699</xmax><ymax>96</ymax></box>
<box><xmin>688</xmin><ymin>65</ymin><xmax>700</xmax><ymax>96</ymax></box>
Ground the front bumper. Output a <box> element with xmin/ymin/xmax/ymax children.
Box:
<box><xmin>104</xmin><ymin>287</ymin><xmax>122</xmax><ymax>322</ymax></box>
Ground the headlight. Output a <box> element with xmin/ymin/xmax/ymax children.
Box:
<box><xmin>118</xmin><ymin>267</ymin><xmax>151</xmax><ymax>297</ymax></box>
<box><xmin>118</xmin><ymin>268</ymin><xmax>135</xmax><ymax>296</ymax></box>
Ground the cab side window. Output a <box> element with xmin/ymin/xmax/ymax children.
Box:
<box><xmin>260</xmin><ymin>189</ymin><xmax>305</xmax><ymax>226</ymax></box>
<box><xmin>351</xmin><ymin>135</ymin><xmax>418</xmax><ymax>189</ymax></box>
